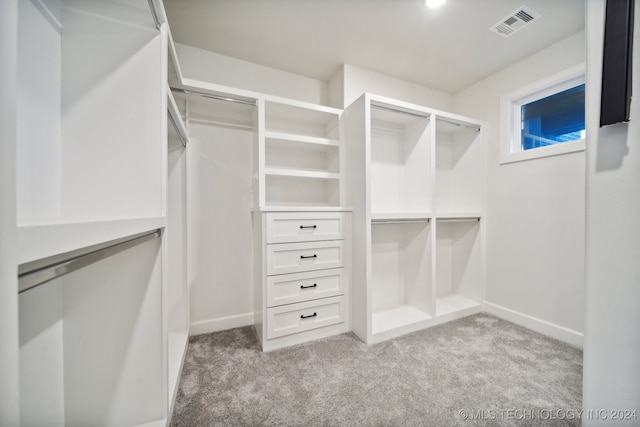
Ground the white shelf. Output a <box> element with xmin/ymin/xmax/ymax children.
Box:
<box><xmin>265</xmin><ymin>168</ymin><xmax>340</xmax><ymax>180</ymax></box>
<box><xmin>436</xmin><ymin>294</ymin><xmax>481</xmax><ymax>316</ymax></box>
<box><xmin>256</xmin><ymin>206</ymin><xmax>352</xmax><ymax>213</ymax></box>
<box><xmin>18</xmin><ymin>217</ymin><xmax>166</xmax><ymax>266</ymax></box>
<box><xmin>372</xmin><ymin>305</ymin><xmax>431</xmax><ymax>335</ymax></box>
<box><xmin>264</xmin><ymin>131</ymin><xmax>340</xmax><ymax>147</ymax></box>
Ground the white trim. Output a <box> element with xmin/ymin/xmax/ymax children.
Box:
<box><xmin>189</xmin><ymin>312</ymin><xmax>255</xmax><ymax>336</ymax></box>
<box><xmin>500</xmin><ymin>63</ymin><xmax>586</xmax><ymax>164</ymax></box>
<box><xmin>484</xmin><ymin>302</ymin><xmax>584</xmax><ymax>348</ymax></box>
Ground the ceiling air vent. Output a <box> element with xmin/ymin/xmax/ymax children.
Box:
<box><xmin>490</xmin><ymin>5</ymin><xmax>541</xmax><ymax>38</ymax></box>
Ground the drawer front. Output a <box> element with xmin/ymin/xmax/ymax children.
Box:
<box><xmin>267</xmin><ymin>240</ymin><xmax>344</xmax><ymax>276</ymax></box>
<box><xmin>266</xmin><ymin>296</ymin><xmax>345</xmax><ymax>339</ymax></box>
<box><xmin>266</xmin><ymin>268</ymin><xmax>345</xmax><ymax>307</ymax></box>
<box><xmin>266</xmin><ymin>212</ymin><xmax>346</xmax><ymax>244</ymax></box>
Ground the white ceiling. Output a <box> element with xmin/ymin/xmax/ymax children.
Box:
<box><xmin>164</xmin><ymin>0</ymin><xmax>585</xmax><ymax>94</ymax></box>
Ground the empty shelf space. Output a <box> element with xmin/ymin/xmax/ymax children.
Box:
<box><xmin>265</xmin><ymin>175</ymin><xmax>340</xmax><ymax>207</ymax></box>
<box><xmin>372</xmin><ymin>305</ymin><xmax>431</xmax><ymax>335</ymax></box>
<box><xmin>265</xmin><ymin>101</ymin><xmax>340</xmax><ymax>140</ymax></box>
<box><xmin>436</xmin><ymin>294</ymin><xmax>481</xmax><ymax>316</ymax></box>
<box><xmin>264</xmin><ymin>131</ymin><xmax>340</xmax><ymax>147</ymax></box>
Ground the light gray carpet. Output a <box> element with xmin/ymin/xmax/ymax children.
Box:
<box><xmin>171</xmin><ymin>313</ymin><xmax>582</xmax><ymax>426</ymax></box>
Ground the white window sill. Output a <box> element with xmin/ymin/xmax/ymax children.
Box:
<box><xmin>499</xmin><ymin>139</ymin><xmax>585</xmax><ymax>164</ymax></box>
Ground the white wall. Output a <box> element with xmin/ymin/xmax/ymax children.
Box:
<box><xmin>339</xmin><ymin>64</ymin><xmax>453</xmax><ymax>111</ymax></box>
<box><xmin>583</xmin><ymin>0</ymin><xmax>640</xmax><ymax>421</ymax></box>
<box><xmin>454</xmin><ymin>31</ymin><xmax>586</xmax><ymax>345</ymax></box>
<box><xmin>175</xmin><ymin>43</ymin><xmax>329</xmax><ymax>106</ymax></box>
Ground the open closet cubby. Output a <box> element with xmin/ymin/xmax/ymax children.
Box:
<box><xmin>370</xmin><ymin>102</ymin><xmax>432</xmax><ymax>218</ymax></box>
<box><xmin>19</xmin><ymin>235</ymin><xmax>164</xmax><ymax>426</ymax></box>
<box><xmin>371</xmin><ymin>221</ymin><xmax>433</xmax><ymax>336</ymax></box>
<box><xmin>16</xmin><ymin>0</ymin><xmax>164</xmax><ymax>263</ymax></box>
<box><xmin>261</xmin><ymin>99</ymin><xmax>343</xmax><ymax>208</ymax></box>
<box><xmin>435</xmin><ymin>219</ymin><xmax>483</xmax><ymax>316</ymax></box>
<box><xmin>346</xmin><ymin>93</ymin><xmax>483</xmax><ymax>345</ymax></box>
<box><xmin>434</xmin><ymin>116</ymin><xmax>483</xmax><ymax>217</ymax></box>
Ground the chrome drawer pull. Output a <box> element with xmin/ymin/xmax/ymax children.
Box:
<box><xmin>300</xmin><ymin>254</ymin><xmax>317</xmax><ymax>259</ymax></box>
<box><xmin>299</xmin><ymin>225</ymin><xmax>317</xmax><ymax>229</ymax></box>
<box><xmin>300</xmin><ymin>312</ymin><xmax>317</xmax><ymax>319</ymax></box>
<box><xmin>300</xmin><ymin>283</ymin><xmax>317</xmax><ymax>289</ymax></box>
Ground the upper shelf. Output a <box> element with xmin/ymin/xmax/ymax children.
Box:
<box><xmin>265</xmin><ymin>100</ymin><xmax>340</xmax><ymax>140</ymax></box>
<box><xmin>172</xmin><ymin>88</ymin><xmax>258</xmax><ymax>129</ymax></box>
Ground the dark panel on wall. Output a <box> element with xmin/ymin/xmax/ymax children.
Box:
<box><xmin>600</xmin><ymin>0</ymin><xmax>634</xmax><ymax>127</ymax></box>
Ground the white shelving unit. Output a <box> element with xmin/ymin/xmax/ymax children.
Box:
<box><xmin>259</xmin><ymin>99</ymin><xmax>343</xmax><ymax>208</ymax></box>
<box><xmin>346</xmin><ymin>93</ymin><xmax>484</xmax><ymax>345</ymax></box>
<box><xmin>11</xmin><ymin>0</ymin><xmax>187</xmax><ymax>425</ymax></box>
<box><xmin>251</xmin><ymin>97</ymin><xmax>350</xmax><ymax>351</ymax></box>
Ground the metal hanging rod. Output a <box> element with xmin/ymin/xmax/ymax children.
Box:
<box><xmin>372</xmin><ymin>219</ymin><xmax>431</xmax><ymax>225</ymax></box>
<box><xmin>168</xmin><ymin>110</ymin><xmax>187</xmax><ymax>147</ymax></box>
<box><xmin>371</xmin><ymin>104</ymin><xmax>431</xmax><ymax>120</ymax></box>
<box><xmin>147</xmin><ymin>0</ymin><xmax>162</xmax><ymax>29</ymax></box>
<box><xmin>437</xmin><ymin>217</ymin><xmax>480</xmax><ymax>223</ymax></box>
<box><xmin>18</xmin><ymin>229</ymin><xmax>162</xmax><ymax>294</ymax></box>
<box><xmin>437</xmin><ymin>118</ymin><xmax>481</xmax><ymax>132</ymax></box>
<box><xmin>171</xmin><ymin>88</ymin><xmax>257</xmax><ymax>107</ymax></box>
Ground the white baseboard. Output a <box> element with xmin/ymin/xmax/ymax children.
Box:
<box><xmin>190</xmin><ymin>312</ymin><xmax>255</xmax><ymax>336</ymax></box>
<box><xmin>484</xmin><ymin>302</ymin><xmax>584</xmax><ymax>349</ymax></box>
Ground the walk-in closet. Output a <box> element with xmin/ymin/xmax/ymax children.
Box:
<box><xmin>2</xmin><ymin>0</ymin><xmax>637</xmax><ymax>425</ymax></box>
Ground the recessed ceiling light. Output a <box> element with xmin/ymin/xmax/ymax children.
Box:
<box><xmin>426</xmin><ymin>0</ymin><xmax>448</xmax><ymax>8</ymax></box>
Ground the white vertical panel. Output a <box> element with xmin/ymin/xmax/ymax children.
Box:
<box><xmin>0</xmin><ymin>0</ymin><xmax>20</xmax><ymax>423</ymax></box>
<box><xmin>187</xmin><ymin>122</ymin><xmax>254</xmax><ymax>325</ymax></box>
<box><xmin>583</xmin><ymin>0</ymin><xmax>640</xmax><ymax>420</ymax></box>
<box><xmin>19</xmin><ymin>280</ymin><xmax>65</xmax><ymax>427</ymax></box>
<box><xmin>16</xmin><ymin>0</ymin><xmax>62</xmax><ymax>224</ymax></box>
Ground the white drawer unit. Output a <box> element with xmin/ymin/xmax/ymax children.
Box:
<box><xmin>266</xmin><ymin>212</ymin><xmax>346</xmax><ymax>243</ymax></box>
<box><xmin>266</xmin><ymin>268</ymin><xmax>345</xmax><ymax>307</ymax></box>
<box><xmin>266</xmin><ymin>296</ymin><xmax>346</xmax><ymax>339</ymax></box>
<box><xmin>266</xmin><ymin>240</ymin><xmax>344</xmax><ymax>276</ymax></box>
<box><xmin>254</xmin><ymin>210</ymin><xmax>351</xmax><ymax>351</ymax></box>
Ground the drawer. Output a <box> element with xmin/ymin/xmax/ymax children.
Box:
<box><xmin>266</xmin><ymin>268</ymin><xmax>345</xmax><ymax>307</ymax></box>
<box><xmin>266</xmin><ymin>240</ymin><xmax>344</xmax><ymax>275</ymax></box>
<box><xmin>266</xmin><ymin>212</ymin><xmax>347</xmax><ymax>243</ymax></box>
<box><xmin>266</xmin><ymin>296</ymin><xmax>345</xmax><ymax>339</ymax></box>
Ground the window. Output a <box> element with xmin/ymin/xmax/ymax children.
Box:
<box><xmin>501</xmin><ymin>64</ymin><xmax>586</xmax><ymax>164</ymax></box>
